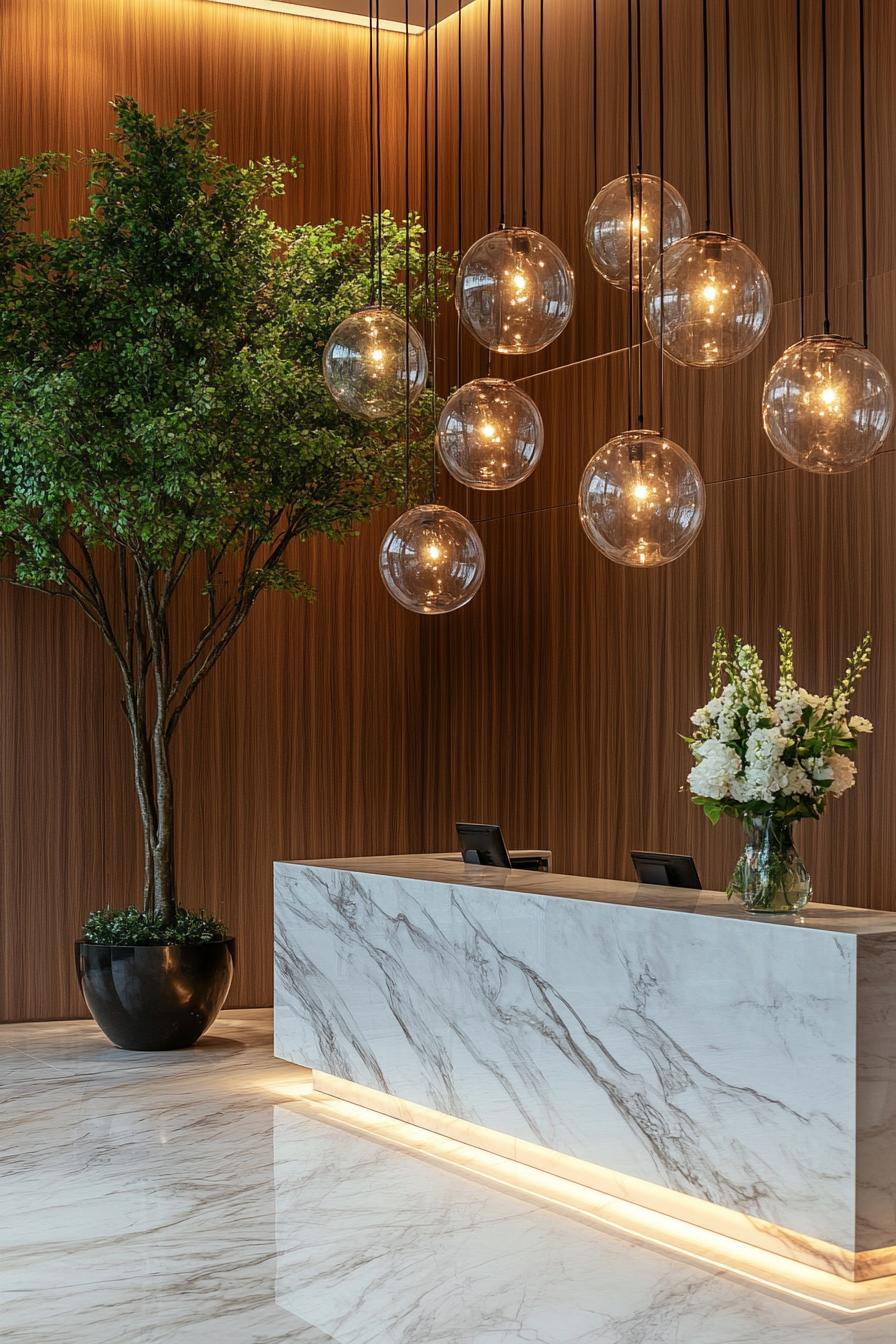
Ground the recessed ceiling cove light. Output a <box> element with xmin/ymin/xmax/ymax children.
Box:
<box><xmin>203</xmin><ymin>0</ymin><xmax>471</xmax><ymax>33</ymax></box>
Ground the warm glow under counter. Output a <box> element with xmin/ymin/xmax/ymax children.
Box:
<box><xmin>273</xmin><ymin>854</ymin><xmax>896</xmax><ymax>1286</ymax></box>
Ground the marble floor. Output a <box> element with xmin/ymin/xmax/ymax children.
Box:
<box><xmin>2</xmin><ymin>1011</ymin><xmax>895</xmax><ymax>1344</ymax></box>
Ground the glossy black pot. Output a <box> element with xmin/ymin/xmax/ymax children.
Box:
<box><xmin>75</xmin><ymin>939</ymin><xmax>236</xmax><ymax>1050</ymax></box>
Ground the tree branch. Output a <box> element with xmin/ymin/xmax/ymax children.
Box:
<box><xmin>164</xmin><ymin>513</ymin><xmax>308</xmax><ymax>741</ymax></box>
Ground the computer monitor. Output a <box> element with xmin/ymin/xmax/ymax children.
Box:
<box><xmin>456</xmin><ymin>823</ymin><xmax>512</xmax><ymax>868</ymax></box>
<box><xmin>631</xmin><ymin>851</ymin><xmax>702</xmax><ymax>889</ymax></box>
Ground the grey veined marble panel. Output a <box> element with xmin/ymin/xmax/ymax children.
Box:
<box><xmin>273</xmin><ymin>859</ymin><xmax>896</xmax><ymax>1257</ymax></box>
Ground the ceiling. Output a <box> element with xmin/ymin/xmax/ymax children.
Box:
<box><xmin>204</xmin><ymin>0</ymin><xmax>473</xmax><ymax>33</ymax></box>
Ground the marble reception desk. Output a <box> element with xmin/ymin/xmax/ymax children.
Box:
<box><xmin>273</xmin><ymin>854</ymin><xmax>896</xmax><ymax>1288</ymax></box>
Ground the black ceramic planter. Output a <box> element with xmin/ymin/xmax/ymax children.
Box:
<box><xmin>75</xmin><ymin>939</ymin><xmax>236</xmax><ymax>1050</ymax></box>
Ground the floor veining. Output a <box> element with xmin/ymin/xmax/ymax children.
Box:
<box><xmin>1</xmin><ymin>1009</ymin><xmax>893</xmax><ymax>1343</ymax></box>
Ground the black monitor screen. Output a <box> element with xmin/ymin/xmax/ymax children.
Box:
<box><xmin>631</xmin><ymin>851</ymin><xmax>702</xmax><ymax>890</ymax></box>
<box><xmin>456</xmin><ymin>823</ymin><xmax>512</xmax><ymax>869</ymax></box>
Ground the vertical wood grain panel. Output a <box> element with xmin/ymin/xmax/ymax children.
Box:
<box><xmin>4</xmin><ymin>0</ymin><xmax>896</xmax><ymax>1020</ymax></box>
<box><xmin>0</xmin><ymin>0</ymin><xmax>425</xmax><ymax>1021</ymax></box>
<box><xmin>424</xmin><ymin>0</ymin><xmax>896</xmax><ymax>908</ymax></box>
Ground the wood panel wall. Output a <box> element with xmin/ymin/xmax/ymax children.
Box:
<box><xmin>0</xmin><ymin>0</ymin><xmax>427</xmax><ymax>1021</ymax></box>
<box><xmin>3</xmin><ymin>0</ymin><xmax>895</xmax><ymax>1021</ymax></box>
<box><xmin>424</xmin><ymin>0</ymin><xmax>896</xmax><ymax>899</ymax></box>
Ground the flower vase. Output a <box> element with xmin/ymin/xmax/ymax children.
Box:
<box><xmin>727</xmin><ymin>817</ymin><xmax>811</xmax><ymax>915</ymax></box>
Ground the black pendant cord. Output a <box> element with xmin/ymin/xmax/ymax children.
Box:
<box><xmin>456</xmin><ymin>0</ymin><xmax>463</xmax><ymax>387</ymax></box>
<box><xmin>368</xmin><ymin>0</ymin><xmax>376</xmax><ymax>304</ymax></box>
<box><xmin>658</xmin><ymin>0</ymin><xmax>666</xmax><ymax>434</ymax></box>
<box><xmin>795</xmin><ymin>0</ymin><xmax>805</xmax><ymax>339</ymax></box>
<box><xmin>821</xmin><ymin>0</ymin><xmax>830</xmax><ymax>335</ymax></box>
<box><xmin>592</xmin><ymin>0</ymin><xmax>599</xmax><ymax>191</ymax></box>
<box><xmin>724</xmin><ymin>0</ymin><xmax>734</xmax><ymax>237</ymax></box>
<box><xmin>375</xmin><ymin>0</ymin><xmax>383</xmax><ymax>306</ymax></box>
<box><xmin>486</xmin><ymin>0</ymin><xmax>493</xmax><ymax>375</ymax></box>
<box><xmin>431</xmin><ymin>0</ymin><xmax>440</xmax><ymax>500</ymax></box>
<box><xmin>635</xmin><ymin>0</ymin><xmax>643</xmax><ymax>177</ymax></box>
<box><xmin>520</xmin><ymin>0</ymin><xmax>528</xmax><ymax>227</ymax></box>
<box><xmin>859</xmin><ymin>0</ymin><xmax>869</xmax><ymax>348</ymax></box>
<box><xmin>538</xmin><ymin>0</ymin><xmax>545</xmax><ymax>231</ymax></box>
<box><xmin>404</xmin><ymin>0</ymin><xmax>411</xmax><ymax>508</ymax></box>
<box><xmin>499</xmin><ymin>0</ymin><xmax>506</xmax><ymax>228</ymax></box>
<box><xmin>702</xmin><ymin>0</ymin><xmax>711</xmax><ymax>231</ymax></box>
<box><xmin>636</xmin><ymin>0</ymin><xmax>644</xmax><ymax>428</ymax></box>
<box><xmin>486</xmin><ymin>0</ymin><xmax>493</xmax><ymax>231</ymax></box>
<box><xmin>627</xmin><ymin>0</ymin><xmax>635</xmax><ymax>427</ymax></box>
<box><xmin>423</xmin><ymin>0</ymin><xmax>432</xmax><ymax>388</ymax></box>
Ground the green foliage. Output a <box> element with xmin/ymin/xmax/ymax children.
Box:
<box><xmin>0</xmin><ymin>98</ymin><xmax>450</xmax><ymax>588</ymax></box>
<box><xmin>81</xmin><ymin>905</ymin><xmax>228</xmax><ymax>946</ymax></box>
<box><xmin>0</xmin><ymin>99</ymin><xmax>454</xmax><ymax>922</ymax></box>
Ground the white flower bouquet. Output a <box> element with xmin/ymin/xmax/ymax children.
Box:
<box><xmin>685</xmin><ymin>627</ymin><xmax>872</xmax><ymax>912</ymax></box>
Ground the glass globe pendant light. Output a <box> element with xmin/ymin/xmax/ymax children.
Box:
<box><xmin>379</xmin><ymin>0</ymin><xmax>485</xmax><ymax>616</ymax></box>
<box><xmin>585</xmin><ymin>173</ymin><xmax>691</xmax><ymax>290</ymax></box>
<box><xmin>579</xmin><ymin>430</ymin><xmax>705</xmax><ymax>567</ymax></box>
<box><xmin>323</xmin><ymin>307</ymin><xmax>428</xmax><ymax>421</ymax></box>
<box><xmin>580</xmin><ymin>0</ymin><xmax>705</xmax><ymax>569</ymax></box>
<box><xmin>437</xmin><ymin>377</ymin><xmax>543</xmax><ymax>490</ymax></box>
<box><xmin>455</xmin><ymin>0</ymin><xmax>573</xmax><ymax>354</ymax></box>
<box><xmin>644</xmin><ymin>230</ymin><xmax>772</xmax><ymax>368</ymax></box>
<box><xmin>455</xmin><ymin>226</ymin><xmax>574</xmax><ymax>355</ymax></box>
<box><xmin>763</xmin><ymin>336</ymin><xmax>893</xmax><ymax>474</ymax></box>
<box><xmin>322</xmin><ymin>2</ymin><xmax>427</xmax><ymax>422</ymax></box>
<box><xmin>380</xmin><ymin>503</ymin><xmax>485</xmax><ymax>613</ymax></box>
<box><xmin>761</xmin><ymin>0</ymin><xmax>893</xmax><ymax>473</ymax></box>
<box><xmin>643</xmin><ymin>0</ymin><xmax>772</xmax><ymax>367</ymax></box>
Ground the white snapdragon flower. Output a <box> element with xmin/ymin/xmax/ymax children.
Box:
<box><xmin>826</xmin><ymin>753</ymin><xmax>857</xmax><ymax>797</ymax></box>
<box><xmin>849</xmin><ymin>715</ymin><xmax>873</xmax><ymax>735</ymax></box>
<box><xmin>775</xmin><ymin>690</ymin><xmax>805</xmax><ymax>734</ymax></box>
<box><xmin>687</xmin><ymin>739</ymin><xmax>742</xmax><ymax>800</ymax></box>
<box><xmin>713</xmin><ymin>687</ymin><xmax>740</xmax><ymax>744</ymax></box>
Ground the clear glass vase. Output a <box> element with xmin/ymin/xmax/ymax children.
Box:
<box><xmin>727</xmin><ymin>817</ymin><xmax>812</xmax><ymax>915</ymax></box>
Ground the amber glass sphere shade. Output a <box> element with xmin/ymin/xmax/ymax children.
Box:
<box><xmin>643</xmin><ymin>231</ymin><xmax>773</xmax><ymax>367</ymax></box>
<box><xmin>578</xmin><ymin>430</ymin><xmax>706</xmax><ymax>567</ymax></box>
<box><xmin>322</xmin><ymin>307</ymin><xmax>428</xmax><ymax>421</ymax></box>
<box><xmin>762</xmin><ymin>335</ymin><xmax>894</xmax><ymax>474</ymax></box>
<box><xmin>379</xmin><ymin>504</ymin><xmax>485</xmax><ymax>614</ymax></box>
<box><xmin>584</xmin><ymin>173</ymin><xmax>691</xmax><ymax>290</ymax></box>
<box><xmin>437</xmin><ymin>378</ymin><xmax>544</xmax><ymax>490</ymax></box>
<box><xmin>455</xmin><ymin>227</ymin><xmax>575</xmax><ymax>354</ymax></box>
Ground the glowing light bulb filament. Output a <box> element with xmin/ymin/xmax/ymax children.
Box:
<box><xmin>701</xmin><ymin>282</ymin><xmax>719</xmax><ymax>316</ymax></box>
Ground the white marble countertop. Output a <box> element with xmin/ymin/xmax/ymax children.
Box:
<box><xmin>279</xmin><ymin>852</ymin><xmax>896</xmax><ymax>936</ymax></box>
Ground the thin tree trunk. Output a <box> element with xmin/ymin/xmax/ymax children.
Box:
<box><xmin>150</xmin><ymin>728</ymin><xmax>176</xmax><ymax>923</ymax></box>
<box><xmin>121</xmin><ymin>667</ymin><xmax>176</xmax><ymax>922</ymax></box>
<box><xmin>121</xmin><ymin>691</ymin><xmax>158</xmax><ymax>915</ymax></box>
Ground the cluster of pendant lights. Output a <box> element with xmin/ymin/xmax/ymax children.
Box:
<box><xmin>322</xmin><ymin>0</ymin><xmax>893</xmax><ymax>614</ymax></box>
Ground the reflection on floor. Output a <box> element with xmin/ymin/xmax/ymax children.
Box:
<box><xmin>2</xmin><ymin>1010</ymin><xmax>895</xmax><ymax>1343</ymax></box>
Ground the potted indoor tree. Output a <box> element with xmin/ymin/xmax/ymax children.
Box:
<box><xmin>0</xmin><ymin>100</ymin><xmax>444</xmax><ymax>1050</ymax></box>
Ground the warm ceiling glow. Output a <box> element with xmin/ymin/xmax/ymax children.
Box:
<box><xmin>204</xmin><ymin>0</ymin><xmax>425</xmax><ymax>33</ymax></box>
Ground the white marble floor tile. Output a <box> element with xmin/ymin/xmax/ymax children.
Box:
<box><xmin>2</xmin><ymin>1009</ymin><xmax>895</xmax><ymax>1343</ymax></box>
